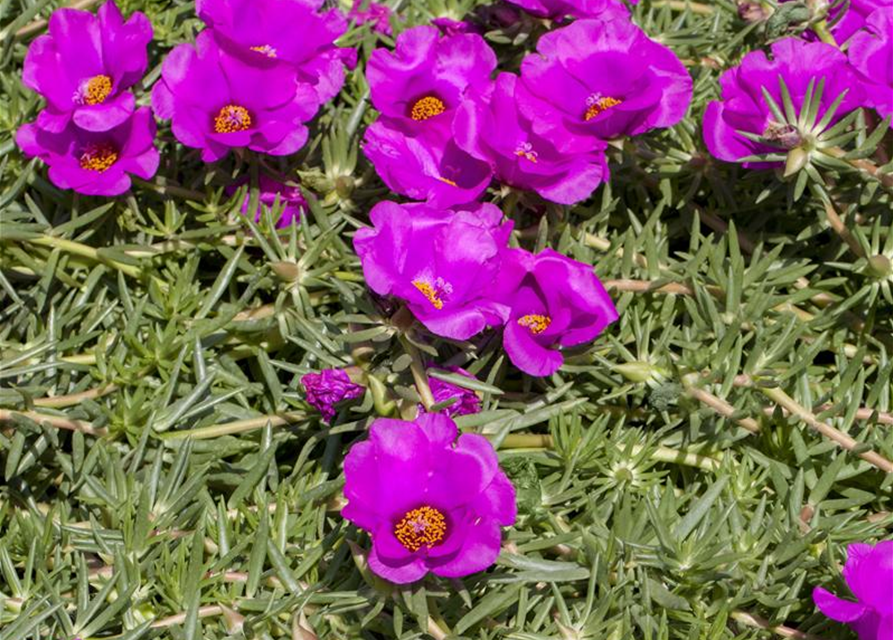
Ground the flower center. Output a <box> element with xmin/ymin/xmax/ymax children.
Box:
<box><xmin>514</xmin><ymin>141</ymin><xmax>538</xmax><ymax>163</ymax></box>
<box><xmin>79</xmin><ymin>75</ymin><xmax>113</xmax><ymax>105</ymax></box>
<box><xmin>518</xmin><ymin>314</ymin><xmax>551</xmax><ymax>334</ymax></box>
<box><xmin>79</xmin><ymin>143</ymin><xmax>118</xmax><ymax>172</ymax></box>
<box><xmin>436</xmin><ymin>176</ymin><xmax>458</xmax><ymax>187</ymax></box>
<box><xmin>584</xmin><ymin>94</ymin><xmax>622</xmax><ymax>121</ymax></box>
<box><xmin>214</xmin><ymin>104</ymin><xmax>252</xmax><ymax>133</ymax></box>
<box><xmin>410</xmin><ymin>95</ymin><xmax>446</xmax><ymax>121</ymax></box>
<box><xmin>412</xmin><ymin>276</ymin><xmax>452</xmax><ymax>310</ymax></box>
<box><xmin>394</xmin><ymin>506</ymin><xmax>447</xmax><ymax>552</ymax></box>
<box><xmin>249</xmin><ymin>44</ymin><xmax>277</xmax><ymax>58</ymax></box>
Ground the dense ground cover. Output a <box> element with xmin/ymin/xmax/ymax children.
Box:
<box><xmin>0</xmin><ymin>0</ymin><xmax>892</xmax><ymax>638</ymax></box>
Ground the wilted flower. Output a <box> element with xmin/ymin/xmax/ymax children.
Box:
<box><xmin>367</xmin><ymin>26</ymin><xmax>496</xmax><ymax>138</ymax></box>
<box><xmin>493</xmin><ymin>248</ymin><xmax>618</xmax><ymax>376</ymax></box>
<box><xmin>226</xmin><ymin>175</ymin><xmax>305</xmax><ymax>228</ymax></box>
<box><xmin>363</xmin><ymin>120</ymin><xmax>492</xmax><ymax>207</ymax></box>
<box><xmin>302</xmin><ymin>369</ymin><xmax>365</xmax><ymax>422</ymax></box>
<box><xmin>353</xmin><ymin>201</ymin><xmax>512</xmax><ymax>340</ymax></box>
<box><xmin>431</xmin><ymin>16</ymin><xmax>478</xmax><ymax>36</ymax></box>
<box><xmin>152</xmin><ymin>32</ymin><xmax>319</xmax><ymax>163</ymax></box>
<box><xmin>348</xmin><ymin>0</ymin><xmax>393</xmax><ymax>35</ymax></box>
<box><xmin>847</xmin><ymin>9</ymin><xmax>892</xmax><ymax>118</ymax></box>
<box><xmin>519</xmin><ymin>17</ymin><xmax>692</xmax><ymax>151</ymax></box>
<box><xmin>503</xmin><ymin>0</ymin><xmax>632</xmax><ymax>20</ymax></box>
<box><xmin>197</xmin><ymin>0</ymin><xmax>354</xmax><ymax>102</ymax></box>
<box><xmin>22</xmin><ymin>0</ymin><xmax>152</xmax><ymax>132</ymax></box>
<box><xmin>425</xmin><ymin>366</ymin><xmax>482</xmax><ymax>417</ymax></box>
<box><xmin>16</xmin><ymin>107</ymin><xmax>158</xmax><ymax>196</ymax></box>
<box><xmin>813</xmin><ymin>541</ymin><xmax>893</xmax><ymax>639</ymax></box>
<box><xmin>703</xmin><ymin>38</ymin><xmax>864</xmax><ymax>166</ymax></box>
<box><xmin>342</xmin><ymin>413</ymin><xmax>516</xmax><ymax>583</ymax></box>
<box><xmin>455</xmin><ymin>73</ymin><xmax>608</xmax><ymax>204</ymax></box>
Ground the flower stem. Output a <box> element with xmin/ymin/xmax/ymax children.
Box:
<box><xmin>26</xmin><ymin>236</ymin><xmax>143</xmax><ymax>279</ymax></box>
<box><xmin>159</xmin><ymin>411</ymin><xmax>306</xmax><ymax>440</ymax></box>
<box><xmin>759</xmin><ymin>386</ymin><xmax>893</xmax><ymax>473</ymax></box>
<box><xmin>400</xmin><ymin>336</ymin><xmax>436</xmax><ymax>411</ymax></box>
<box><xmin>0</xmin><ymin>410</ymin><xmax>107</xmax><ymax>436</ymax></box>
<box><xmin>652</xmin><ymin>0</ymin><xmax>715</xmax><ymax>15</ymax></box>
<box><xmin>811</xmin><ymin>19</ymin><xmax>838</xmax><ymax>47</ymax></box>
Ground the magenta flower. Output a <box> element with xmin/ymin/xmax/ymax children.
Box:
<box><xmin>342</xmin><ymin>413</ymin><xmax>516</xmax><ymax>583</ymax></box>
<box><xmin>426</xmin><ymin>366</ymin><xmax>482</xmax><ymax>418</ymax></box>
<box><xmin>196</xmin><ymin>0</ymin><xmax>354</xmax><ymax>102</ymax></box>
<box><xmin>493</xmin><ymin>249</ymin><xmax>617</xmax><ymax>377</ymax></box>
<box><xmin>363</xmin><ymin>120</ymin><xmax>492</xmax><ymax>207</ymax></box>
<box><xmin>302</xmin><ymin>369</ymin><xmax>365</xmax><ymax>422</ymax></box>
<box><xmin>226</xmin><ymin>175</ymin><xmax>305</xmax><ymax>228</ymax></box>
<box><xmin>703</xmin><ymin>39</ymin><xmax>865</xmax><ymax>166</ymax></box>
<box><xmin>22</xmin><ymin>1</ymin><xmax>152</xmax><ymax>132</ymax></box>
<box><xmin>152</xmin><ymin>32</ymin><xmax>319</xmax><ymax>163</ymax></box>
<box><xmin>813</xmin><ymin>541</ymin><xmax>893</xmax><ymax>639</ymax></box>
<box><xmin>16</xmin><ymin>107</ymin><xmax>158</xmax><ymax>196</ymax></box>
<box><xmin>455</xmin><ymin>73</ymin><xmax>608</xmax><ymax>204</ymax></box>
<box><xmin>348</xmin><ymin>0</ymin><xmax>393</xmax><ymax>35</ymax></box>
<box><xmin>367</xmin><ymin>26</ymin><xmax>497</xmax><ymax>137</ymax></box>
<box><xmin>519</xmin><ymin>17</ymin><xmax>691</xmax><ymax>152</ymax></box>
<box><xmin>353</xmin><ymin>202</ymin><xmax>512</xmax><ymax>341</ymax></box>
<box><xmin>504</xmin><ymin>0</ymin><xmax>632</xmax><ymax>20</ymax></box>
<box><xmin>848</xmin><ymin>9</ymin><xmax>893</xmax><ymax>118</ymax></box>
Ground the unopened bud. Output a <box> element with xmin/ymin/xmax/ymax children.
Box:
<box><xmin>867</xmin><ymin>254</ymin><xmax>892</xmax><ymax>278</ymax></box>
<box><xmin>270</xmin><ymin>260</ymin><xmax>302</xmax><ymax>283</ymax></box>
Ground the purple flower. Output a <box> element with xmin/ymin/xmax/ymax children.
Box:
<box><xmin>342</xmin><ymin>413</ymin><xmax>516</xmax><ymax>583</ymax></box>
<box><xmin>431</xmin><ymin>17</ymin><xmax>479</xmax><ymax>37</ymax></box>
<box><xmin>152</xmin><ymin>31</ymin><xmax>319</xmax><ymax>163</ymax></box>
<box><xmin>348</xmin><ymin>0</ymin><xmax>393</xmax><ymax>35</ymax></box>
<box><xmin>367</xmin><ymin>26</ymin><xmax>497</xmax><ymax>137</ymax></box>
<box><xmin>22</xmin><ymin>1</ymin><xmax>152</xmax><ymax>132</ymax></box>
<box><xmin>813</xmin><ymin>541</ymin><xmax>893</xmax><ymax>639</ymax></box>
<box><xmin>848</xmin><ymin>9</ymin><xmax>893</xmax><ymax>118</ymax></box>
<box><xmin>363</xmin><ymin>120</ymin><xmax>492</xmax><ymax>207</ymax></box>
<box><xmin>426</xmin><ymin>366</ymin><xmax>482</xmax><ymax>417</ymax></box>
<box><xmin>353</xmin><ymin>201</ymin><xmax>512</xmax><ymax>341</ymax></box>
<box><xmin>197</xmin><ymin>0</ymin><xmax>353</xmax><ymax>102</ymax></box>
<box><xmin>16</xmin><ymin>107</ymin><xmax>158</xmax><ymax>196</ymax></box>
<box><xmin>493</xmin><ymin>248</ymin><xmax>617</xmax><ymax>377</ymax></box>
<box><xmin>302</xmin><ymin>369</ymin><xmax>365</xmax><ymax>422</ymax></box>
<box><xmin>519</xmin><ymin>17</ymin><xmax>691</xmax><ymax>153</ymax></box>
<box><xmin>226</xmin><ymin>175</ymin><xmax>305</xmax><ymax>228</ymax></box>
<box><xmin>503</xmin><ymin>0</ymin><xmax>633</xmax><ymax>20</ymax></box>
<box><xmin>456</xmin><ymin>73</ymin><xmax>608</xmax><ymax>204</ymax></box>
<box><xmin>703</xmin><ymin>39</ymin><xmax>865</xmax><ymax>167</ymax></box>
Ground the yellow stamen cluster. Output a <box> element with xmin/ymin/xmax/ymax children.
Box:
<box><xmin>214</xmin><ymin>104</ymin><xmax>252</xmax><ymax>133</ymax></box>
<box><xmin>250</xmin><ymin>44</ymin><xmax>277</xmax><ymax>58</ymax></box>
<box><xmin>413</xmin><ymin>280</ymin><xmax>444</xmax><ymax>309</ymax></box>
<box><xmin>437</xmin><ymin>176</ymin><xmax>458</xmax><ymax>187</ymax></box>
<box><xmin>79</xmin><ymin>144</ymin><xmax>118</xmax><ymax>172</ymax></box>
<box><xmin>394</xmin><ymin>506</ymin><xmax>447</xmax><ymax>552</ymax></box>
<box><xmin>518</xmin><ymin>314</ymin><xmax>551</xmax><ymax>334</ymax></box>
<box><xmin>584</xmin><ymin>96</ymin><xmax>622</xmax><ymax>121</ymax></box>
<box><xmin>83</xmin><ymin>75</ymin><xmax>113</xmax><ymax>105</ymax></box>
<box><xmin>410</xmin><ymin>95</ymin><xmax>446</xmax><ymax>121</ymax></box>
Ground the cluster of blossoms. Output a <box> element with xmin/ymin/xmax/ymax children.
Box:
<box><xmin>17</xmin><ymin>2</ymin><xmax>158</xmax><ymax>196</ymax></box>
<box><xmin>354</xmin><ymin>202</ymin><xmax>618</xmax><ymax>376</ymax></box>
<box><xmin>362</xmin><ymin>7</ymin><xmax>692</xmax><ymax>206</ymax></box>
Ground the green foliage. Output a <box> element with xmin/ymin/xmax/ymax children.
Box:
<box><xmin>0</xmin><ymin>0</ymin><xmax>891</xmax><ymax>639</ymax></box>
